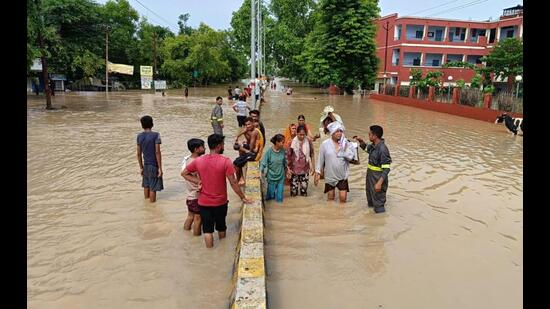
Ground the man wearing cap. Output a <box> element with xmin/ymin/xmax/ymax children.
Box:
<box><xmin>314</xmin><ymin>121</ymin><xmax>357</xmax><ymax>203</ymax></box>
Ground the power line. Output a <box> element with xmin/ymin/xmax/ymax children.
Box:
<box><xmin>404</xmin><ymin>0</ymin><xmax>463</xmax><ymax>16</ymax></box>
<box><xmin>131</xmin><ymin>0</ymin><xmax>178</xmax><ymax>30</ymax></box>
<box><xmin>425</xmin><ymin>0</ymin><xmax>490</xmax><ymax>18</ymax></box>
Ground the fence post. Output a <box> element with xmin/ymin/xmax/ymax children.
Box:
<box><xmin>409</xmin><ymin>85</ymin><xmax>416</xmax><ymax>99</ymax></box>
<box><xmin>452</xmin><ymin>88</ymin><xmax>460</xmax><ymax>104</ymax></box>
<box><xmin>483</xmin><ymin>93</ymin><xmax>492</xmax><ymax>109</ymax></box>
<box><xmin>395</xmin><ymin>84</ymin><xmax>400</xmax><ymax>96</ymax></box>
<box><xmin>428</xmin><ymin>86</ymin><xmax>435</xmax><ymax>101</ymax></box>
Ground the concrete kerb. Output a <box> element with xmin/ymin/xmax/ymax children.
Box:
<box><xmin>229</xmin><ymin>161</ymin><xmax>267</xmax><ymax>309</ymax></box>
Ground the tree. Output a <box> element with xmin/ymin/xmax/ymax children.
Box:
<box><xmin>230</xmin><ymin>0</ymin><xmax>275</xmax><ymax>76</ymax></box>
<box><xmin>160</xmin><ymin>24</ymin><xmax>244</xmax><ymax>86</ymax></box>
<box><xmin>178</xmin><ymin>13</ymin><xmax>193</xmax><ymax>36</ymax></box>
<box><xmin>481</xmin><ymin>38</ymin><xmax>523</xmax><ymax>91</ymax></box>
<box><xmin>301</xmin><ymin>0</ymin><xmax>380</xmax><ymax>94</ymax></box>
<box><xmin>269</xmin><ymin>0</ymin><xmax>316</xmax><ymax>80</ymax></box>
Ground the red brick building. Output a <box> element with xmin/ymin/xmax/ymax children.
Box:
<box><xmin>374</xmin><ymin>5</ymin><xmax>523</xmax><ymax>92</ymax></box>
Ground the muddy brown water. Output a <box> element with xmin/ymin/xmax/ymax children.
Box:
<box><xmin>27</xmin><ymin>82</ymin><xmax>522</xmax><ymax>308</ymax></box>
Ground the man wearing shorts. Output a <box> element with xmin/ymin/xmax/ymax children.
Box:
<box><xmin>182</xmin><ymin>134</ymin><xmax>252</xmax><ymax>248</ymax></box>
<box><xmin>314</xmin><ymin>121</ymin><xmax>356</xmax><ymax>203</ymax></box>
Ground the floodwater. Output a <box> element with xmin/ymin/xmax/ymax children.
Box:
<box><xmin>263</xmin><ymin>81</ymin><xmax>522</xmax><ymax>309</ymax></box>
<box><xmin>27</xmin><ymin>87</ymin><xmax>245</xmax><ymax>309</ymax></box>
<box><xmin>27</xmin><ymin>81</ymin><xmax>522</xmax><ymax>309</ymax></box>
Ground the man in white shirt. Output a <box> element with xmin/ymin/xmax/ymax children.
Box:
<box><xmin>232</xmin><ymin>95</ymin><xmax>250</xmax><ymax>127</ymax></box>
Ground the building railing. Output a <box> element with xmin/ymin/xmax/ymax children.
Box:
<box><xmin>375</xmin><ymin>84</ymin><xmax>523</xmax><ymax>114</ymax></box>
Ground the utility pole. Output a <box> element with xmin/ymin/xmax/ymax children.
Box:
<box><xmin>257</xmin><ymin>0</ymin><xmax>261</xmax><ymax>79</ymax></box>
<box><xmin>152</xmin><ymin>32</ymin><xmax>157</xmax><ymax>93</ymax></box>
<box><xmin>105</xmin><ymin>26</ymin><xmax>110</xmax><ymax>94</ymax></box>
<box><xmin>263</xmin><ymin>10</ymin><xmax>266</xmax><ymax>77</ymax></box>
<box><xmin>251</xmin><ymin>0</ymin><xmax>256</xmax><ymax>108</ymax></box>
<box><xmin>382</xmin><ymin>21</ymin><xmax>389</xmax><ymax>88</ymax></box>
<box><xmin>35</xmin><ymin>0</ymin><xmax>52</xmax><ymax>109</ymax></box>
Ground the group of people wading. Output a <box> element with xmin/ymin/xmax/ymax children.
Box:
<box><xmin>136</xmin><ymin>81</ymin><xmax>392</xmax><ymax>248</ymax></box>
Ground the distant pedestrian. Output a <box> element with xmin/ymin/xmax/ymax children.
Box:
<box><xmin>232</xmin><ymin>95</ymin><xmax>250</xmax><ymax>127</ymax></box>
<box><xmin>184</xmin><ymin>86</ymin><xmax>189</xmax><ymax>98</ymax></box>
<box><xmin>234</xmin><ymin>85</ymin><xmax>241</xmax><ymax>100</ymax></box>
<box><xmin>228</xmin><ymin>85</ymin><xmax>233</xmax><ymax>100</ymax></box>
<box><xmin>49</xmin><ymin>79</ymin><xmax>56</xmax><ymax>96</ymax></box>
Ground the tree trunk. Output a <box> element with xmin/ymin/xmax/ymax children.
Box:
<box><xmin>35</xmin><ymin>0</ymin><xmax>52</xmax><ymax>110</ymax></box>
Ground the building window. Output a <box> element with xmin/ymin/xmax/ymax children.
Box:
<box><xmin>413</xmin><ymin>58</ymin><xmax>421</xmax><ymax>66</ymax></box>
<box><xmin>415</xmin><ymin>30</ymin><xmax>423</xmax><ymax>39</ymax></box>
<box><xmin>446</xmin><ymin>54</ymin><xmax>464</xmax><ymax>63</ymax></box>
<box><xmin>506</xmin><ymin>30</ymin><xmax>514</xmax><ymax>38</ymax></box>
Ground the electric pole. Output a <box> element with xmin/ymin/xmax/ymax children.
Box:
<box><xmin>251</xmin><ymin>0</ymin><xmax>256</xmax><ymax>108</ymax></box>
<box><xmin>382</xmin><ymin>21</ymin><xmax>389</xmax><ymax>87</ymax></box>
<box><xmin>105</xmin><ymin>26</ymin><xmax>110</xmax><ymax>94</ymax></box>
<box><xmin>152</xmin><ymin>32</ymin><xmax>157</xmax><ymax>93</ymax></box>
<box><xmin>35</xmin><ymin>0</ymin><xmax>52</xmax><ymax>109</ymax></box>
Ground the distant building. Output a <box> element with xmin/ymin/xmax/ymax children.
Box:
<box><xmin>374</xmin><ymin>5</ymin><xmax>523</xmax><ymax>92</ymax></box>
<box><xmin>27</xmin><ymin>58</ymin><xmax>67</xmax><ymax>92</ymax></box>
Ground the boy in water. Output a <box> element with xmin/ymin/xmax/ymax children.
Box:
<box><xmin>181</xmin><ymin>138</ymin><xmax>206</xmax><ymax>235</ymax></box>
<box><xmin>136</xmin><ymin>115</ymin><xmax>163</xmax><ymax>202</ymax></box>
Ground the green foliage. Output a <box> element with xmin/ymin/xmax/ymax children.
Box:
<box><xmin>456</xmin><ymin>79</ymin><xmax>466</xmax><ymax>88</ymax></box>
<box><xmin>483</xmin><ymin>84</ymin><xmax>495</xmax><ymax>94</ymax></box>
<box><xmin>301</xmin><ymin>0</ymin><xmax>380</xmax><ymax>93</ymax></box>
<box><xmin>27</xmin><ymin>0</ymin><xmax>245</xmax><ymax>87</ymax></box>
<box><xmin>230</xmin><ymin>0</ymin><xmax>275</xmax><ymax>76</ymax></box>
<box><xmin>470</xmin><ymin>74</ymin><xmax>482</xmax><ymax>89</ymax></box>
<box><xmin>481</xmin><ymin>38</ymin><xmax>523</xmax><ymax>82</ymax></box>
<box><xmin>425</xmin><ymin>70</ymin><xmax>442</xmax><ymax>87</ymax></box>
<box><xmin>160</xmin><ymin>24</ymin><xmax>246</xmax><ymax>85</ymax></box>
<box><xmin>442</xmin><ymin>61</ymin><xmax>475</xmax><ymax>69</ymax></box>
<box><xmin>178</xmin><ymin>14</ymin><xmax>194</xmax><ymax>36</ymax></box>
<box><xmin>409</xmin><ymin>68</ymin><xmax>422</xmax><ymax>86</ymax></box>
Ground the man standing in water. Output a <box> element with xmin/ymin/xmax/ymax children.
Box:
<box><xmin>354</xmin><ymin>125</ymin><xmax>392</xmax><ymax>213</ymax></box>
<box><xmin>211</xmin><ymin>96</ymin><xmax>224</xmax><ymax>135</ymax></box>
<box><xmin>182</xmin><ymin>134</ymin><xmax>252</xmax><ymax>248</ymax></box>
<box><xmin>314</xmin><ymin>121</ymin><xmax>356</xmax><ymax>203</ymax></box>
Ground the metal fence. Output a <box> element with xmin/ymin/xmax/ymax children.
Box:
<box><xmin>459</xmin><ymin>87</ymin><xmax>483</xmax><ymax>107</ymax></box>
<box><xmin>417</xmin><ymin>87</ymin><xmax>429</xmax><ymax>100</ymax></box>
<box><xmin>493</xmin><ymin>90</ymin><xmax>523</xmax><ymax>113</ymax></box>
<box><xmin>384</xmin><ymin>84</ymin><xmax>396</xmax><ymax>96</ymax></box>
<box><xmin>435</xmin><ymin>86</ymin><xmax>453</xmax><ymax>103</ymax></box>
<box><xmin>399</xmin><ymin>85</ymin><xmax>410</xmax><ymax>97</ymax></box>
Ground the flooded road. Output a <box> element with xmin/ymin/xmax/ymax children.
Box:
<box><xmin>27</xmin><ymin>81</ymin><xmax>522</xmax><ymax>309</ymax></box>
<box><xmin>27</xmin><ymin>88</ymin><xmax>245</xmax><ymax>309</ymax></box>
<box><xmin>263</xmin><ymin>81</ymin><xmax>522</xmax><ymax>309</ymax></box>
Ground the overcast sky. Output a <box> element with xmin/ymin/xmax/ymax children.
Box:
<box><xmin>95</xmin><ymin>0</ymin><xmax>524</xmax><ymax>33</ymax></box>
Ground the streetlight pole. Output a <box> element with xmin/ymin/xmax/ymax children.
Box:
<box><xmin>250</xmin><ymin>0</ymin><xmax>256</xmax><ymax>108</ymax></box>
<box><xmin>447</xmin><ymin>75</ymin><xmax>453</xmax><ymax>102</ymax></box>
<box><xmin>105</xmin><ymin>26</ymin><xmax>109</xmax><ymax>94</ymax></box>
